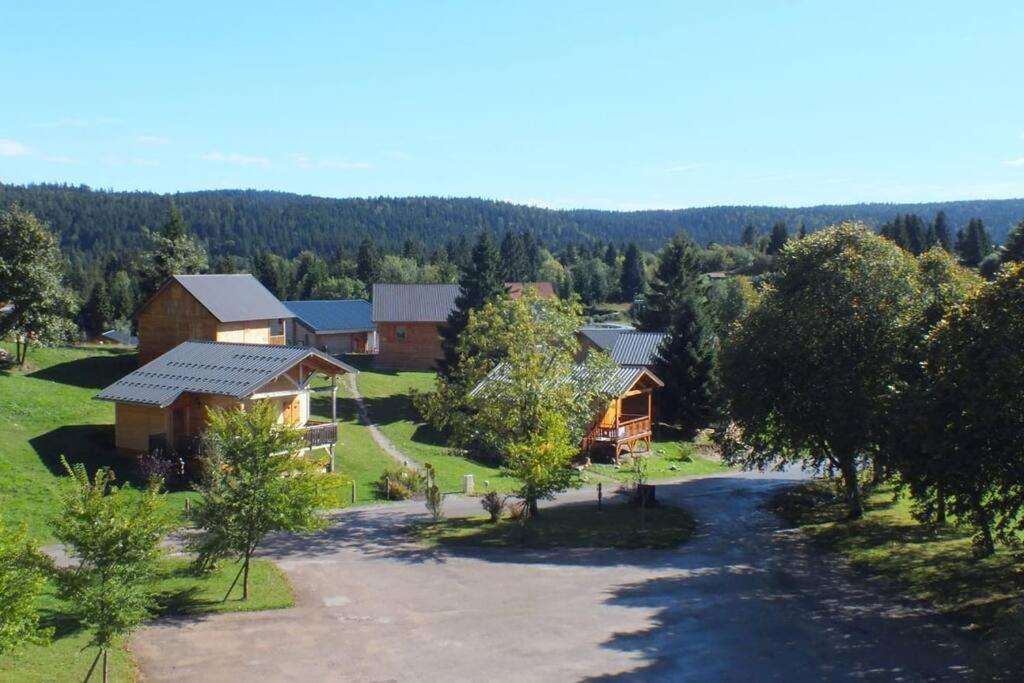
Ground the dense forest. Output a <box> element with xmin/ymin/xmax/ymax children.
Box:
<box><xmin>2</xmin><ymin>182</ymin><xmax>1023</xmax><ymax>262</ymax></box>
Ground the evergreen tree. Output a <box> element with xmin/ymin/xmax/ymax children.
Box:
<box><xmin>741</xmin><ymin>225</ymin><xmax>758</xmax><ymax>246</ymax></box>
<box><xmin>357</xmin><ymin>238</ymin><xmax>381</xmax><ymax>286</ymax></box>
<box><xmin>162</xmin><ymin>203</ymin><xmax>187</xmax><ymax>241</ymax></box>
<box><xmin>138</xmin><ymin>205</ymin><xmax>207</xmax><ymax>301</ymax></box>
<box><xmin>603</xmin><ymin>243</ymin><xmax>618</xmax><ymax>268</ymax></box>
<box><xmin>438</xmin><ymin>231</ymin><xmax>504</xmax><ymax>377</ymax></box>
<box><xmin>521</xmin><ymin>230</ymin><xmax>544</xmax><ymax>280</ymax></box>
<box><xmin>79</xmin><ymin>282</ymin><xmax>114</xmax><ymax>337</ymax></box>
<box><xmin>499</xmin><ymin>231</ymin><xmax>530</xmax><ymax>282</ymax></box>
<box><xmin>956</xmin><ymin>218</ymin><xmax>993</xmax><ymax>267</ymax></box>
<box><xmin>619</xmin><ymin>243</ymin><xmax>646</xmax><ymax>301</ymax></box>
<box><xmin>932</xmin><ymin>210</ymin><xmax>952</xmax><ymax>251</ymax></box>
<box><xmin>658</xmin><ymin>281</ymin><xmax>720</xmax><ymax>434</ymax></box>
<box><xmin>798</xmin><ymin>222</ymin><xmax>808</xmax><ymax>239</ymax></box>
<box><xmin>639</xmin><ymin>233</ymin><xmax>702</xmax><ymax>331</ymax></box>
<box><xmin>766</xmin><ymin>222</ymin><xmax>789</xmax><ymax>255</ymax></box>
<box><xmin>1000</xmin><ymin>218</ymin><xmax>1024</xmax><ymax>263</ymax></box>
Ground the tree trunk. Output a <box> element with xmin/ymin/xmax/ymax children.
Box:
<box><xmin>838</xmin><ymin>455</ymin><xmax>863</xmax><ymax>519</ymax></box>
<box><xmin>242</xmin><ymin>553</ymin><xmax>251</xmax><ymax>600</ymax></box>
<box><xmin>972</xmin><ymin>499</ymin><xmax>995</xmax><ymax>557</ymax></box>
<box><xmin>935</xmin><ymin>483</ymin><xmax>946</xmax><ymax>525</ymax></box>
<box><xmin>528</xmin><ymin>498</ymin><xmax>539</xmax><ymax>518</ymax></box>
<box><xmin>103</xmin><ymin>648</ymin><xmax>109</xmax><ymax>683</ymax></box>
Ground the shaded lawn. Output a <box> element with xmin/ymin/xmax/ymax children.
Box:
<box><xmin>413</xmin><ymin>501</ymin><xmax>695</xmax><ymax>549</ymax></box>
<box><xmin>588</xmin><ymin>437</ymin><xmax>732</xmax><ymax>483</ymax></box>
<box><xmin>0</xmin><ymin>557</ymin><xmax>292</xmax><ymax>682</ymax></box>
<box><xmin>354</xmin><ymin>367</ymin><xmax>519</xmax><ymax>495</ymax></box>
<box><xmin>0</xmin><ymin>344</ymin><xmax>198</xmax><ymax>542</ymax></box>
<box><xmin>775</xmin><ymin>482</ymin><xmax>1024</xmax><ymax>631</ymax></box>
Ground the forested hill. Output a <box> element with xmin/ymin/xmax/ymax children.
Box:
<box><xmin>2</xmin><ymin>183</ymin><xmax>1023</xmax><ymax>260</ymax></box>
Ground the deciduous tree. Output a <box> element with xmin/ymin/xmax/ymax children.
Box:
<box><xmin>0</xmin><ymin>519</ymin><xmax>52</xmax><ymax>655</ymax></box>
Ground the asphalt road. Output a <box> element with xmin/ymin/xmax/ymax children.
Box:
<box><xmin>132</xmin><ymin>472</ymin><xmax>976</xmax><ymax>682</ymax></box>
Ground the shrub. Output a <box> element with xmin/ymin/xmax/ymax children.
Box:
<box><xmin>480</xmin><ymin>491</ymin><xmax>507</xmax><ymax>523</ymax></box>
<box><xmin>376</xmin><ymin>465</ymin><xmax>425</xmax><ymax>500</ymax></box>
<box><xmin>423</xmin><ymin>464</ymin><xmax>445</xmax><ymax>522</ymax></box>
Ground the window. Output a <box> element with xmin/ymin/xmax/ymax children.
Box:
<box><xmin>396</xmin><ymin>325</ymin><xmax>407</xmax><ymax>340</ymax></box>
<box><xmin>270</xmin><ymin>318</ymin><xmax>284</xmax><ymax>336</ymax></box>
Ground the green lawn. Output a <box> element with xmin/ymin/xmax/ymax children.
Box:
<box><xmin>775</xmin><ymin>482</ymin><xmax>1024</xmax><ymax>631</ymax></box>
<box><xmin>0</xmin><ymin>344</ymin><xmax>199</xmax><ymax>542</ymax></box>
<box><xmin>588</xmin><ymin>437</ymin><xmax>731</xmax><ymax>483</ymax></box>
<box><xmin>0</xmin><ymin>557</ymin><xmax>292</xmax><ymax>682</ymax></box>
<box><xmin>354</xmin><ymin>366</ymin><xmax>519</xmax><ymax>495</ymax></box>
<box><xmin>413</xmin><ymin>501</ymin><xmax>695</xmax><ymax>549</ymax></box>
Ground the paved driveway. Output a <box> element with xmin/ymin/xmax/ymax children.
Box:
<box><xmin>132</xmin><ymin>473</ymin><xmax>975</xmax><ymax>681</ymax></box>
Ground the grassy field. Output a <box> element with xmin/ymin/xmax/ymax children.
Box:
<box><xmin>0</xmin><ymin>344</ymin><xmax>200</xmax><ymax>542</ymax></box>
<box><xmin>776</xmin><ymin>482</ymin><xmax>1024</xmax><ymax>631</ymax></box>
<box><xmin>353</xmin><ymin>365</ymin><xmax>519</xmax><ymax>495</ymax></box>
<box><xmin>414</xmin><ymin>501</ymin><xmax>695</xmax><ymax>549</ymax></box>
<box><xmin>588</xmin><ymin>437</ymin><xmax>731</xmax><ymax>483</ymax></box>
<box><xmin>0</xmin><ymin>557</ymin><xmax>292</xmax><ymax>682</ymax></box>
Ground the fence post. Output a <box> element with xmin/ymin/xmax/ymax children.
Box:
<box><xmin>351</xmin><ymin>480</ymin><xmax>356</xmax><ymax>505</ymax></box>
<box><xmin>597</xmin><ymin>482</ymin><xmax>602</xmax><ymax>511</ymax></box>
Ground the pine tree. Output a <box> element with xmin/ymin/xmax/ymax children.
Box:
<box><xmin>933</xmin><ymin>210</ymin><xmax>952</xmax><ymax>252</ymax></box>
<box><xmin>658</xmin><ymin>288</ymin><xmax>721</xmax><ymax>434</ymax></box>
<box><xmin>79</xmin><ymin>282</ymin><xmax>114</xmax><ymax>337</ymax></box>
<box><xmin>499</xmin><ymin>231</ymin><xmax>529</xmax><ymax>282</ymax></box>
<box><xmin>741</xmin><ymin>225</ymin><xmax>758</xmax><ymax>246</ymax></box>
<box><xmin>956</xmin><ymin>218</ymin><xmax>993</xmax><ymax>267</ymax></box>
<box><xmin>619</xmin><ymin>243</ymin><xmax>646</xmax><ymax>301</ymax></box>
<box><xmin>1000</xmin><ymin>219</ymin><xmax>1024</xmax><ymax>263</ymax></box>
<box><xmin>639</xmin><ymin>233</ymin><xmax>702</xmax><ymax>331</ymax></box>
<box><xmin>603</xmin><ymin>243</ymin><xmax>618</xmax><ymax>268</ymax></box>
<box><xmin>356</xmin><ymin>238</ymin><xmax>381</xmax><ymax>285</ymax></box>
<box><xmin>439</xmin><ymin>231</ymin><xmax>504</xmax><ymax>377</ymax></box>
<box><xmin>162</xmin><ymin>203</ymin><xmax>187</xmax><ymax>241</ymax></box>
<box><xmin>766</xmin><ymin>222</ymin><xmax>789</xmax><ymax>255</ymax></box>
<box><xmin>798</xmin><ymin>222</ymin><xmax>808</xmax><ymax>239</ymax></box>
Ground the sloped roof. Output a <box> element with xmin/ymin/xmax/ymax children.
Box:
<box><xmin>285</xmin><ymin>299</ymin><xmax>374</xmax><ymax>333</ymax></box>
<box><xmin>611</xmin><ymin>332</ymin><xmax>670</xmax><ymax>367</ymax></box>
<box><xmin>579</xmin><ymin>325</ymin><xmax>634</xmax><ymax>352</ymax></box>
<box><xmin>506</xmin><ymin>282</ymin><xmax>556</xmax><ymax>299</ymax></box>
<box><xmin>372</xmin><ymin>284</ymin><xmax>460</xmax><ymax>323</ymax></box>
<box><xmin>100</xmin><ymin>329</ymin><xmax>138</xmax><ymax>346</ymax></box>
<box><xmin>95</xmin><ymin>341</ymin><xmax>356</xmax><ymax>408</ymax></box>
<box><xmin>471</xmin><ymin>362</ymin><xmax>662</xmax><ymax>399</ymax></box>
<box><xmin>159</xmin><ymin>274</ymin><xmax>294</xmax><ymax>323</ymax></box>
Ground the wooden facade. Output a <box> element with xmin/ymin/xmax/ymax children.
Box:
<box><xmin>376</xmin><ymin>321</ymin><xmax>445</xmax><ymax>369</ymax></box>
<box><xmin>582</xmin><ymin>371</ymin><xmax>661</xmax><ymax>460</ymax></box>
<box><xmin>135</xmin><ymin>279</ymin><xmax>286</xmax><ymax>365</ymax></box>
<box><xmin>291</xmin><ymin>318</ymin><xmax>376</xmax><ymax>355</ymax></box>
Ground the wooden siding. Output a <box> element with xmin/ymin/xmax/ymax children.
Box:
<box><xmin>291</xmin><ymin>319</ymin><xmax>373</xmax><ymax>354</ymax></box>
<box><xmin>216</xmin><ymin>319</ymin><xmax>285</xmax><ymax>346</ymax></box>
<box><xmin>376</xmin><ymin>321</ymin><xmax>444</xmax><ymax>369</ymax></box>
<box><xmin>114</xmin><ymin>403</ymin><xmax>169</xmax><ymax>453</ymax></box>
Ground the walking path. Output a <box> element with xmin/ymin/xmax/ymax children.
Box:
<box><xmin>344</xmin><ymin>372</ymin><xmax>420</xmax><ymax>471</ymax></box>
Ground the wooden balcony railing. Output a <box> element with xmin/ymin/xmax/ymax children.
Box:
<box><xmin>587</xmin><ymin>414</ymin><xmax>651</xmax><ymax>443</ymax></box>
<box><xmin>156</xmin><ymin>422</ymin><xmax>338</xmax><ymax>458</ymax></box>
<box><xmin>302</xmin><ymin>422</ymin><xmax>337</xmax><ymax>448</ymax></box>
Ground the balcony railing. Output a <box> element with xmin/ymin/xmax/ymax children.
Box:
<box><xmin>154</xmin><ymin>422</ymin><xmax>338</xmax><ymax>458</ymax></box>
<box><xmin>587</xmin><ymin>414</ymin><xmax>652</xmax><ymax>443</ymax></box>
<box><xmin>302</xmin><ymin>422</ymin><xmax>337</xmax><ymax>448</ymax></box>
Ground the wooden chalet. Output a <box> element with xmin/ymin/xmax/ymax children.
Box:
<box><xmin>96</xmin><ymin>341</ymin><xmax>356</xmax><ymax>467</ymax></box>
<box><xmin>372</xmin><ymin>282</ymin><xmax>555</xmax><ymax>369</ymax></box>
<box><xmin>134</xmin><ymin>274</ymin><xmax>295</xmax><ymax>365</ymax></box>
<box><xmin>610</xmin><ymin>331</ymin><xmax>670</xmax><ymax>372</ymax></box>
<box><xmin>285</xmin><ymin>299</ymin><xmax>377</xmax><ymax>354</ymax></box>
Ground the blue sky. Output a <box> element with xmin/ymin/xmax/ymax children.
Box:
<box><xmin>2</xmin><ymin>1</ymin><xmax>1023</xmax><ymax>209</ymax></box>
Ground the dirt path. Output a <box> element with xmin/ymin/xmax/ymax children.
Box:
<box><xmin>344</xmin><ymin>372</ymin><xmax>420</xmax><ymax>471</ymax></box>
<box><xmin>132</xmin><ymin>471</ymin><xmax>976</xmax><ymax>682</ymax></box>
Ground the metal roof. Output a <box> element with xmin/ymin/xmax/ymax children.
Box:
<box><xmin>372</xmin><ymin>284</ymin><xmax>461</xmax><ymax>323</ymax></box>
<box><xmin>471</xmin><ymin>362</ymin><xmax>662</xmax><ymax>399</ymax></box>
<box><xmin>95</xmin><ymin>341</ymin><xmax>356</xmax><ymax>408</ymax></box>
<box><xmin>171</xmin><ymin>274</ymin><xmax>295</xmax><ymax>323</ymax></box>
<box><xmin>284</xmin><ymin>299</ymin><xmax>375</xmax><ymax>333</ymax></box>
<box><xmin>579</xmin><ymin>326</ymin><xmax>634</xmax><ymax>352</ymax></box>
<box><xmin>100</xmin><ymin>329</ymin><xmax>139</xmax><ymax>346</ymax></box>
<box><xmin>611</xmin><ymin>332</ymin><xmax>670</xmax><ymax>367</ymax></box>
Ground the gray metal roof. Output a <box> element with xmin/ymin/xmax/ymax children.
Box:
<box><xmin>611</xmin><ymin>332</ymin><xmax>670</xmax><ymax>367</ymax></box>
<box><xmin>471</xmin><ymin>362</ymin><xmax>662</xmax><ymax>399</ymax></box>
<box><xmin>579</xmin><ymin>326</ymin><xmax>634</xmax><ymax>352</ymax></box>
<box><xmin>171</xmin><ymin>274</ymin><xmax>295</xmax><ymax>323</ymax></box>
<box><xmin>284</xmin><ymin>299</ymin><xmax>374</xmax><ymax>333</ymax></box>
<box><xmin>95</xmin><ymin>341</ymin><xmax>356</xmax><ymax>408</ymax></box>
<box><xmin>372</xmin><ymin>284</ymin><xmax>461</xmax><ymax>322</ymax></box>
<box><xmin>100</xmin><ymin>329</ymin><xmax>138</xmax><ymax>346</ymax></box>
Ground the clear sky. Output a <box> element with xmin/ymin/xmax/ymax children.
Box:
<box><xmin>2</xmin><ymin>1</ymin><xmax>1023</xmax><ymax>210</ymax></box>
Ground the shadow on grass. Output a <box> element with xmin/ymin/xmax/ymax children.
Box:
<box><xmin>26</xmin><ymin>350</ymin><xmax>137</xmax><ymax>389</ymax></box>
<box><xmin>29</xmin><ymin>424</ymin><xmax>142</xmax><ymax>482</ymax></box>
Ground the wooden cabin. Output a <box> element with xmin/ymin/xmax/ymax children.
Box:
<box><xmin>285</xmin><ymin>299</ymin><xmax>377</xmax><ymax>354</ymax></box>
<box><xmin>134</xmin><ymin>274</ymin><xmax>295</xmax><ymax>365</ymax></box>
<box><xmin>96</xmin><ymin>341</ymin><xmax>356</xmax><ymax>465</ymax></box>
<box><xmin>576</xmin><ymin>324</ymin><xmax>635</xmax><ymax>361</ymax></box>
<box><xmin>581</xmin><ymin>366</ymin><xmax>664</xmax><ymax>459</ymax></box>
<box><xmin>609</xmin><ymin>331</ymin><xmax>670</xmax><ymax>372</ymax></box>
<box><xmin>372</xmin><ymin>282</ymin><xmax>556</xmax><ymax>370</ymax></box>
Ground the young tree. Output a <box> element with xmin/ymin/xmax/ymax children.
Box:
<box><xmin>139</xmin><ymin>204</ymin><xmax>208</xmax><ymax>301</ymax></box>
<box><xmin>570</xmin><ymin>257</ymin><xmax>612</xmax><ymax>305</ymax></box>
<box><xmin>721</xmin><ymin>223</ymin><xmax>922</xmax><ymax>518</ymax></box>
<box><xmin>619</xmin><ymin>243</ymin><xmax>646</xmax><ymax>301</ymax></box>
<box><xmin>438</xmin><ymin>230</ymin><xmax>504</xmax><ymax>377</ymax></box>
<box><xmin>0</xmin><ymin>519</ymin><xmax>52</xmax><ymax>655</ymax></box>
<box><xmin>0</xmin><ymin>206</ymin><xmax>78</xmax><ymax>366</ymax></box>
<box><xmin>53</xmin><ymin>460</ymin><xmax>168</xmax><ymax>683</ymax></box>
<box><xmin>435</xmin><ymin>291</ymin><xmax>613</xmax><ymax>515</ymax></box>
<box><xmin>190</xmin><ymin>402</ymin><xmax>330</xmax><ymax>599</ymax></box>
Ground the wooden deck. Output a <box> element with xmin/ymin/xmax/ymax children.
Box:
<box><xmin>583</xmin><ymin>414</ymin><xmax>652</xmax><ymax>460</ymax></box>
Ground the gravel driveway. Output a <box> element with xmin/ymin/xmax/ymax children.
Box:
<box><xmin>132</xmin><ymin>472</ymin><xmax>975</xmax><ymax>682</ymax></box>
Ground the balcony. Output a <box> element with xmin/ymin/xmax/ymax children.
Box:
<box><xmin>587</xmin><ymin>414</ymin><xmax>652</xmax><ymax>443</ymax></box>
<box><xmin>155</xmin><ymin>421</ymin><xmax>338</xmax><ymax>458</ymax></box>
